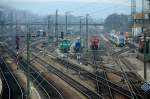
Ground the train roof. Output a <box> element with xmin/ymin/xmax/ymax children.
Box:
<box><xmin>110</xmin><ymin>33</ymin><xmax>124</xmax><ymax>37</ymax></box>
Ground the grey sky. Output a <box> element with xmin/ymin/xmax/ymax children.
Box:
<box><xmin>0</xmin><ymin>0</ymin><xmax>142</xmax><ymax>19</ymax></box>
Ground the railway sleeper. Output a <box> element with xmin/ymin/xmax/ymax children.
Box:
<box><xmin>61</xmin><ymin>59</ymin><xmax>143</xmax><ymax>98</ymax></box>
<box><xmin>19</xmin><ymin>59</ymin><xmax>63</xmax><ymax>99</ymax></box>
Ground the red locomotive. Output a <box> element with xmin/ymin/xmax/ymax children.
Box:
<box><xmin>90</xmin><ymin>36</ymin><xmax>100</xmax><ymax>50</ymax></box>
<box><xmin>139</xmin><ymin>36</ymin><xmax>149</xmax><ymax>53</ymax></box>
<box><xmin>139</xmin><ymin>36</ymin><xmax>144</xmax><ymax>52</ymax></box>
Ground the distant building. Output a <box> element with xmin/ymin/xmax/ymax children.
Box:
<box><xmin>133</xmin><ymin>13</ymin><xmax>144</xmax><ymax>36</ymax></box>
<box><xmin>144</xmin><ymin>0</ymin><xmax>150</xmax><ymax>30</ymax></box>
<box><xmin>133</xmin><ymin>0</ymin><xmax>150</xmax><ymax>37</ymax></box>
<box><xmin>0</xmin><ymin>8</ymin><xmax>4</xmax><ymax>23</ymax></box>
<box><xmin>0</xmin><ymin>8</ymin><xmax>5</xmax><ymax>35</ymax></box>
<box><xmin>144</xmin><ymin>0</ymin><xmax>150</xmax><ymax>19</ymax></box>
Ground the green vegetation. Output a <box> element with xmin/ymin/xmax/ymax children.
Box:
<box><xmin>104</xmin><ymin>13</ymin><xmax>130</xmax><ymax>32</ymax></box>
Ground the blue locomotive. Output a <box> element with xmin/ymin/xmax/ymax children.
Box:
<box><xmin>109</xmin><ymin>33</ymin><xmax>125</xmax><ymax>47</ymax></box>
<box><xmin>73</xmin><ymin>39</ymin><xmax>81</xmax><ymax>52</ymax></box>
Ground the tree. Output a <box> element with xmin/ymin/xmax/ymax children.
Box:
<box><xmin>104</xmin><ymin>13</ymin><xmax>130</xmax><ymax>32</ymax></box>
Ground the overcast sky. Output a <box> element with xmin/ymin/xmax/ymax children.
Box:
<box><xmin>1</xmin><ymin>0</ymin><xmax>142</xmax><ymax>19</ymax></box>
<box><xmin>1</xmin><ymin>0</ymin><xmax>130</xmax><ymax>3</ymax></box>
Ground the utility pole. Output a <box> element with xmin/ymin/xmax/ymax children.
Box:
<box><xmin>142</xmin><ymin>1</ymin><xmax>148</xmax><ymax>98</ymax></box>
<box><xmin>142</xmin><ymin>0</ymin><xmax>147</xmax><ymax>82</ymax></box>
<box><xmin>15</xmin><ymin>15</ymin><xmax>19</xmax><ymax>69</ymax></box>
<box><xmin>55</xmin><ymin>10</ymin><xmax>58</xmax><ymax>46</ymax></box>
<box><xmin>65</xmin><ymin>11</ymin><xmax>72</xmax><ymax>37</ymax></box>
<box><xmin>26</xmin><ymin>19</ymin><xmax>31</xmax><ymax>99</ymax></box>
<box><xmin>80</xmin><ymin>17</ymin><xmax>82</xmax><ymax>40</ymax></box>
<box><xmin>9</xmin><ymin>12</ymin><xmax>13</xmax><ymax>35</ymax></box>
<box><xmin>0</xmin><ymin>10</ymin><xmax>5</xmax><ymax>38</ymax></box>
<box><xmin>65</xmin><ymin>12</ymin><xmax>68</xmax><ymax>34</ymax></box>
<box><xmin>16</xmin><ymin>15</ymin><xmax>18</xmax><ymax>36</ymax></box>
<box><xmin>131</xmin><ymin>0</ymin><xmax>136</xmax><ymax>44</ymax></box>
<box><xmin>86</xmin><ymin>14</ymin><xmax>89</xmax><ymax>50</ymax></box>
<box><xmin>48</xmin><ymin>15</ymin><xmax>51</xmax><ymax>43</ymax></box>
<box><xmin>80</xmin><ymin>16</ymin><xmax>83</xmax><ymax>45</ymax></box>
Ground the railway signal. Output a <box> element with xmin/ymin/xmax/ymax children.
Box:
<box><xmin>16</xmin><ymin>35</ymin><xmax>20</xmax><ymax>69</ymax></box>
<box><xmin>16</xmin><ymin>35</ymin><xmax>20</xmax><ymax>50</ymax></box>
<box><xmin>60</xmin><ymin>32</ymin><xmax>64</xmax><ymax>39</ymax></box>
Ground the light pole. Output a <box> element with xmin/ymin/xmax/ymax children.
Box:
<box><xmin>48</xmin><ymin>15</ymin><xmax>52</xmax><ymax>44</ymax></box>
<box><xmin>65</xmin><ymin>11</ymin><xmax>72</xmax><ymax>36</ymax></box>
<box><xmin>26</xmin><ymin>23</ymin><xmax>31</xmax><ymax>99</ymax></box>
<box><xmin>55</xmin><ymin>10</ymin><xmax>58</xmax><ymax>46</ymax></box>
<box><xmin>86</xmin><ymin>14</ymin><xmax>89</xmax><ymax>50</ymax></box>
<box><xmin>79</xmin><ymin>16</ymin><xmax>84</xmax><ymax>47</ymax></box>
<box><xmin>142</xmin><ymin>0</ymin><xmax>148</xmax><ymax>99</ymax></box>
<box><xmin>142</xmin><ymin>0</ymin><xmax>147</xmax><ymax>82</ymax></box>
<box><xmin>65</xmin><ymin>12</ymin><xmax>68</xmax><ymax>34</ymax></box>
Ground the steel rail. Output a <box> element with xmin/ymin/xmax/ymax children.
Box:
<box><xmin>20</xmin><ymin>60</ymin><xmax>64</xmax><ymax>99</ymax></box>
<box><xmin>0</xmin><ymin>57</ymin><xmax>24</xmax><ymax>99</ymax></box>
<box><xmin>92</xmin><ymin>48</ymin><xmax>114</xmax><ymax>99</ymax></box>
<box><xmin>112</xmin><ymin>48</ymin><xmax>143</xmax><ymax>99</ymax></box>
<box><xmin>57</xmin><ymin>58</ymin><xmax>142</xmax><ymax>99</ymax></box>
<box><xmin>19</xmin><ymin>61</ymin><xmax>51</xmax><ymax>99</ymax></box>
<box><xmin>6</xmin><ymin>47</ymin><xmax>64</xmax><ymax>99</ymax></box>
<box><xmin>33</xmin><ymin>55</ymin><xmax>103</xmax><ymax>99</ymax></box>
<box><xmin>0</xmin><ymin>66</ymin><xmax>11</xmax><ymax>99</ymax></box>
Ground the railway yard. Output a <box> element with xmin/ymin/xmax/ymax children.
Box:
<box><xmin>0</xmin><ymin>31</ymin><xmax>150</xmax><ymax>99</ymax></box>
<box><xmin>0</xmin><ymin>1</ymin><xmax>150</xmax><ymax>99</ymax></box>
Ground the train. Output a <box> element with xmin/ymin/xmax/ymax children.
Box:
<box><xmin>59</xmin><ymin>39</ymin><xmax>70</xmax><ymax>53</ymax></box>
<box><xmin>137</xmin><ymin>35</ymin><xmax>150</xmax><ymax>62</ymax></box>
<box><xmin>124</xmin><ymin>32</ymin><xmax>132</xmax><ymax>44</ymax></box>
<box><xmin>37</xmin><ymin>30</ymin><xmax>46</xmax><ymax>37</ymax></box>
<box><xmin>73</xmin><ymin>39</ymin><xmax>81</xmax><ymax>52</ymax></box>
<box><xmin>138</xmin><ymin>36</ymin><xmax>150</xmax><ymax>53</ymax></box>
<box><xmin>90</xmin><ymin>36</ymin><xmax>100</xmax><ymax>50</ymax></box>
<box><xmin>109</xmin><ymin>33</ymin><xmax>125</xmax><ymax>47</ymax></box>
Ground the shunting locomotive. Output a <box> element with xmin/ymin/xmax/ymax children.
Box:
<box><xmin>59</xmin><ymin>39</ymin><xmax>70</xmax><ymax>53</ymax></box>
<box><xmin>73</xmin><ymin>39</ymin><xmax>81</xmax><ymax>53</ymax></box>
<box><xmin>90</xmin><ymin>36</ymin><xmax>100</xmax><ymax>50</ymax></box>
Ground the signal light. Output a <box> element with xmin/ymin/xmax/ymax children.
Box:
<box><xmin>61</xmin><ymin>32</ymin><xmax>64</xmax><ymax>39</ymax></box>
<box><xmin>16</xmin><ymin>36</ymin><xmax>20</xmax><ymax>50</ymax></box>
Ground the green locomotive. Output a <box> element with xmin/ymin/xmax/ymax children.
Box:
<box><xmin>59</xmin><ymin>39</ymin><xmax>70</xmax><ymax>53</ymax></box>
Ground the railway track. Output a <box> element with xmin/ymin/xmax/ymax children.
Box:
<box><xmin>32</xmin><ymin>35</ymin><xmax>145</xmax><ymax>98</ymax></box>
<box><xmin>112</xmin><ymin>47</ymin><xmax>144</xmax><ymax>99</ymax></box>
<box><xmin>7</xmin><ymin>46</ymin><xmax>64</xmax><ymax>99</ymax></box>
<box><xmin>31</xmin><ymin>40</ymin><xmax>143</xmax><ymax>99</ymax></box>
<box><xmin>30</xmin><ymin>40</ymin><xmax>103</xmax><ymax>99</ymax></box>
<box><xmin>100</xmin><ymin>34</ymin><xmax>146</xmax><ymax>98</ymax></box>
<box><xmin>20</xmin><ymin>59</ymin><xmax>64</xmax><ymax>99</ymax></box>
<box><xmin>0</xmin><ymin>57</ymin><xmax>25</xmax><ymax>99</ymax></box>
<box><xmin>31</xmin><ymin>54</ymin><xmax>103</xmax><ymax>99</ymax></box>
<box><xmin>91</xmin><ymin>49</ymin><xmax>114</xmax><ymax>99</ymax></box>
<box><xmin>56</xmin><ymin>58</ymin><xmax>144</xmax><ymax>99</ymax></box>
<box><xmin>22</xmin><ymin>36</ymin><xmax>145</xmax><ymax>98</ymax></box>
<box><xmin>1</xmin><ymin>43</ymin><xmax>52</xmax><ymax>99</ymax></box>
<box><xmin>96</xmin><ymin>70</ymin><xmax>114</xmax><ymax>99</ymax></box>
<box><xmin>116</xmin><ymin>52</ymin><xmax>144</xmax><ymax>96</ymax></box>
